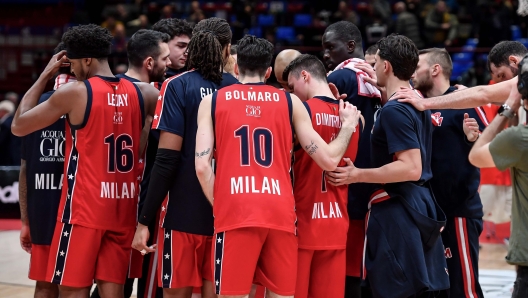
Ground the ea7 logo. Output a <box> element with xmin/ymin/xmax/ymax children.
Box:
<box><xmin>431</xmin><ymin>112</ymin><xmax>443</xmax><ymax>126</ymax></box>
<box><xmin>444</xmin><ymin>247</ymin><xmax>453</xmax><ymax>258</ymax></box>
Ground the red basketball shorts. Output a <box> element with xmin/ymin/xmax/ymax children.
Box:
<box><xmin>346</xmin><ymin>219</ymin><xmax>365</xmax><ymax>277</ymax></box>
<box><xmin>46</xmin><ymin>222</ymin><xmax>135</xmax><ymax>287</ymax></box>
<box><xmin>29</xmin><ymin>244</ymin><xmax>51</xmax><ymax>282</ymax></box>
<box><xmin>296</xmin><ymin>248</ymin><xmax>346</xmax><ymax>298</ymax></box>
<box><xmin>128</xmin><ymin>248</ymin><xmax>144</xmax><ymax>279</ymax></box>
<box><xmin>213</xmin><ymin>227</ymin><xmax>297</xmax><ymax>296</ymax></box>
<box><xmin>157</xmin><ymin>228</ymin><xmax>213</xmax><ymax>289</ymax></box>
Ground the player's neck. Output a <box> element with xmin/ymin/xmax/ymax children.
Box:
<box><xmin>125</xmin><ymin>68</ymin><xmax>149</xmax><ymax>83</ymax></box>
<box><xmin>386</xmin><ymin>77</ymin><xmax>411</xmax><ymax>100</ymax></box>
<box><xmin>92</xmin><ymin>62</ymin><xmax>115</xmax><ymax>78</ymax></box>
<box><xmin>308</xmin><ymin>81</ymin><xmax>336</xmax><ymax>100</ymax></box>
<box><xmin>238</xmin><ymin>75</ymin><xmax>265</xmax><ymax>84</ymax></box>
<box><xmin>425</xmin><ymin>79</ymin><xmax>450</xmax><ymax>98</ymax></box>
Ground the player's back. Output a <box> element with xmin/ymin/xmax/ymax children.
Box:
<box><xmin>293</xmin><ymin>96</ymin><xmax>359</xmax><ymax>249</ymax></box>
<box><xmin>58</xmin><ymin>76</ymin><xmax>144</xmax><ymax>231</ymax></box>
<box><xmin>213</xmin><ymin>83</ymin><xmax>296</xmax><ymax>234</ymax></box>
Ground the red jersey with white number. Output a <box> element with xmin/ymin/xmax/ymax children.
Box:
<box><xmin>213</xmin><ymin>83</ymin><xmax>296</xmax><ymax>234</ymax></box>
<box><xmin>58</xmin><ymin>76</ymin><xmax>145</xmax><ymax>230</ymax></box>
<box><xmin>293</xmin><ymin>96</ymin><xmax>360</xmax><ymax>249</ymax></box>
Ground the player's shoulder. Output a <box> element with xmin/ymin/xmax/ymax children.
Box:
<box><xmin>328</xmin><ymin>68</ymin><xmax>358</xmax><ymax>82</ymax></box>
<box><xmin>38</xmin><ymin>90</ymin><xmax>55</xmax><ymax>104</ymax></box>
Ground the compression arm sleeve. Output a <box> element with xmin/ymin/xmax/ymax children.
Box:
<box><xmin>138</xmin><ymin>148</ymin><xmax>181</xmax><ymax>226</ymax></box>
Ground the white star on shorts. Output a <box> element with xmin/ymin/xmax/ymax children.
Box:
<box><xmin>165</xmin><ymin>233</ymin><xmax>169</xmax><ymax>239</ymax></box>
<box><xmin>217</xmin><ymin>237</ymin><xmax>222</xmax><ymax>243</ymax></box>
<box><xmin>55</xmin><ymin>270</ymin><xmax>61</xmax><ymax>276</ymax></box>
<box><xmin>60</xmin><ymin>251</ymin><xmax>65</xmax><ymax>257</ymax></box>
<box><xmin>216</xmin><ymin>280</ymin><xmax>219</xmax><ymax>286</ymax></box>
<box><xmin>137</xmin><ymin>176</ymin><xmax>141</xmax><ymax>181</ymax></box>
<box><xmin>139</xmin><ymin>159</ymin><xmax>143</xmax><ymax>163</ymax></box>
<box><xmin>154</xmin><ymin>114</ymin><xmax>159</xmax><ymax>120</ymax></box>
<box><xmin>216</xmin><ymin>258</ymin><xmax>220</xmax><ymax>264</ymax></box>
<box><xmin>165</xmin><ymin>253</ymin><xmax>170</xmax><ymax>259</ymax></box>
<box><xmin>72</xmin><ymin>155</ymin><xmax>77</xmax><ymax>161</ymax></box>
<box><xmin>164</xmin><ymin>274</ymin><xmax>169</xmax><ymax>280</ymax></box>
<box><xmin>68</xmin><ymin>174</ymin><xmax>74</xmax><ymax>180</ymax></box>
<box><xmin>158</xmin><ymin>95</ymin><xmax>162</xmax><ymax>101</ymax></box>
<box><xmin>63</xmin><ymin>231</ymin><xmax>69</xmax><ymax>237</ymax></box>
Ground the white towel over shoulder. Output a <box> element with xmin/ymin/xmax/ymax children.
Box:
<box><xmin>333</xmin><ymin>58</ymin><xmax>381</xmax><ymax>98</ymax></box>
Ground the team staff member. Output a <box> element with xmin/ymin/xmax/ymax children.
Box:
<box><xmin>283</xmin><ymin>54</ymin><xmax>361</xmax><ymax>298</ymax></box>
<box><xmin>132</xmin><ymin>18</ymin><xmax>238</xmax><ymax>298</ymax></box>
<box><xmin>328</xmin><ymin>34</ymin><xmax>449</xmax><ymax>298</ymax></box>
<box><xmin>412</xmin><ymin>48</ymin><xmax>488</xmax><ymax>298</ymax></box>
<box><xmin>11</xmin><ymin>24</ymin><xmax>159</xmax><ymax>297</ymax></box>
<box><xmin>195</xmin><ymin>35</ymin><xmax>360</xmax><ymax>298</ymax></box>
<box><xmin>322</xmin><ymin>21</ymin><xmax>381</xmax><ymax>298</ymax></box>
<box><xmin>151</xmin><ymin>18</ymin><xmax>193</xmax><ymax>78</ymax></box>
<box><xmin>19</xmin><ymin>42</ymin><xmax>75</xmax><ymax>298</ymax></box>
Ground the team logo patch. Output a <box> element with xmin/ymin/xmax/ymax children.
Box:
<box><xmin>431</xmin><ymin>112</ymin><xmax>443</xmax><ymax>126</ymax></box>
<box><xmin>246</xmin><ymin>105</ymin><xmax>261</xmax><ymax>117</ymax></box>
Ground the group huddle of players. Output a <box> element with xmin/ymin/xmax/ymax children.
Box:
<box><xmin>14</xmin><ymin>15</ymin><xmax>511</xmax><ymax>298</ymax></box>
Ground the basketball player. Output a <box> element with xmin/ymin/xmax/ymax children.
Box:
<box><xmin>195</xmin><ymin>35</ymin><xmax>359</xmax><ymax>298</ymax></box>
<box><xmin>328</xmin><ymin>34</ymin><xmax>449</xmax><ymax>297</ymax></box>
<box><xmin>11</xmin><ymin>24</ymin><xmax>159</xmax><ymax>298</ymax></box>
<box><xmin>274</xmin><ymin>49</ymin><xmax>301</xmax><ymax>91</ymax></box>
<box><xmin>283</xmin><ymin>54</ymin><xmax>361</xmax><ymax>298</ymax></box>
<box><xmin>152</xmin><ymin>18</ymin><xmax>193</xmax><ymax>78</ymax></box>
<box><xmin>364</xmin><ymin>45</ymin><xmax>378</xmax><ymax>67</ymax></box>
<box><xmin>18</xmin><ymin>42</ymin><xmax>75</xmax><ymax>298</ymax></box>
<box><xmin>322</xmin><ymin>20</ymin><xmax>381</xmax><ymax>298</ymax></box>
<box><xmin>132</xmin><ymin>18</ymin><xmax>238</xmax><ymax>298</ymax></box>
<box><xmin>412</xmin><ymin>48</ymin><xmax>488</xmax><ymax>298</ymax></box>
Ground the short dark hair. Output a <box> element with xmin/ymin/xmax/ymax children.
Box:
<box><xmin>187</xmin><ymin>17</ymin><xmax>232</xmax><ymax>84</ymax></box>
<box><xmin>127</xmin><ymin>29</ymin><xmax>171</xmax><ymax>68</ymax></box>
<box><xmin>62</xmin><ymin>24</ymin><xmax>113</xmax><ymax>60</ymax></box>
<box><xmin>418</xmin><ymin>48</ymin><xmax>452</xmax><ymax>78</ymax></box>
<box><xmin>236</xmin><ymin>35</ymin><xmax>274</xmax><ymax>77</ymax></box>
<box><xmin>377</xmin><ymin>33</ymin><xmax>418</xmax><ymax>81</ymax></box>
<box><xmin>324</xmin><ymin>21</ymin><xmax>363</xmax><ymax>46</ymax></box>
<box><xmin>230</xmin><ymin>44</ymin><xmax>238</xmax><ymax>55</ymax></box>
<box><xmin>488</xmin><ymin>41</ymin><xmax>528</xmax><ymax>70</ymax></box>
<box><xmin>152</xmin><ymin>18</ymin><xmax>193</xmax><ymax>39</ymax></box>
<box><xmin>54</xmin><ymin>42</ymin><xmax>70</xmax><ymax>75</ymax></box>
<box><xmin>283</xmin><ymin>54</ymin><xmax>327</xmax><ymax>83</ymax></box>
<box><xmin>365</xmin><ymin>44</ymin><xmax>378</xmax><ymax>56</ymax></box>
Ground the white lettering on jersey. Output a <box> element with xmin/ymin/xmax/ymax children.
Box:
<box><xmin>35</xmin><ymin>173</ymin><xmax>63</xmax><ymax>190</ymax></box>
<box><xmin>315</xmin><ymin>113</ymin><xmax>341</xmax><ymax>128</ymax></box>
<box><xmin>312</xmin><ymin>202</ymin><xmax>343</xmax><ymax>219</ymax></box>
<box><xmin>225</xmin><ymin>91</ymin><xmax>281</xmax><ymax>102</ymax></box>
<box><xmin>200</xmin><ymin>87</ymin><xmax>216</xmax><ymax>98</ymax></box>
<box><xmin>100</xmin><ymin>182</ymin><xmax>136</xmax><ymax>199</ymax></box>
<box><xmin>107</xmin><ymin>93</ymin><xmax>129</xmax><ymax>106</ymax></box>
<box><xmin>230</xmin><ymin>176</ymin><xmax>281</xmax><ymax>195</ymax></box>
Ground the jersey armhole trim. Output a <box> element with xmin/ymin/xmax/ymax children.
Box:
<box><xmin>131</xmin><ymin>82</ymin><xmax>146</xmax><ymax>127</ymax></box>
<box><xmin>286</xmin><ymin>92</ymin><xmax>294</xmax><ymax>142</ymax></box>
<box><xmin>69</xmin><ymin>80</ymin><xmax>92</xmax><ymax>130</ymax></box>
<box><xmin>302</xmin><ymin>101</ymin><xmax>311</xmax><ymax>118</ymax></box>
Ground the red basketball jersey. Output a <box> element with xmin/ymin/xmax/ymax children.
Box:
<box><xmin>212</xmin><ymin>83</ymin><xmax>296</xmax><ymax>234</ymax></box>
<box><xmin>293</xmin><ymin>96</ymin><xmax>360</xmax><ymax>249</ymax></box>
<box><xmin>58</xmin><ymin>76</ymin><xmax>144</xmax><ymax>230</ymax></box>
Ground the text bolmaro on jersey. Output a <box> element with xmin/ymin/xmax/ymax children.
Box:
<box><xmin>58</xmin><ymin>76</ymin><xmax>145</xmax><ymax>231</ymax></box>
<box><xmin>212</xmin><ymin>83</ymin><xmax>296</xmax><ymax>234</ymax></box>
<box><xmin>293</xmin><ymin>96</ymin><xmax>360</xmax><ymax>249</ymax></box>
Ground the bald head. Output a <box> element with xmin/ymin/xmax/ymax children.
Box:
<box><xmin>274</xmin><ymin>49</ymin><xmax>301</xmax><ymax>91</ymax></box>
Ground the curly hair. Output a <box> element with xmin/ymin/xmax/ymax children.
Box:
<box><xmin>377</xmin><ymin>33</ymin><xmax>418</xmax><ymax>81</ymax></box>
<box><xmin>282</xmin><ymin>54</ymin><xmax>327</xmax><ymax>83</ymax></box>
<box><xmin>62</xmin><ymin>24</ymin><xmax>113</xmax><ymax>60</ymax></box>
<box><xmin>186</xmin><ymin>17</ymin><xmax>232</xmax><ymax>84</ymax></box>
<box><xmin>152</xmin><ymin>18</ymin><xmax>193</xmax><ymax>40</ymax></box>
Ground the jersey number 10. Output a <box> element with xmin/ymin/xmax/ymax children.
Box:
<box><xmin>234</xmin><ymin>125</ymin><xmax>273</xmax><ymax>167</ymax></box>
<box><xmin>104</xmin><ymin>133</ymin><xmax>134</xmax><ymax>173</ymax></box>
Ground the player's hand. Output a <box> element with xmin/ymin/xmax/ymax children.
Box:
<box><xmin>338</xmin><ymin>99</ymin><xmax>361</xmax><ymax>130</ymax></box>
<box><xmin>132</xmin><ymin>223</ymin><xmax>156</xmax><ymax>255</ymax></box>
<box><xmin>463</xmin><ymin>113</ymin><xmax>479</xmax><ymax>142</ymax></box>
<box><xmin>329</xmin><ymin>83</ymin><xmax>347</xmax><ymax>100</ymax></box>
<box><xmin>326</xmin><ymin>158</ymin><xmax>359</xmax><ymax>185</ymax></box>
<box><xmin>20</xmin><ymin>223</ymin><xmax>32</xmax><ymax>254</ymax></box>
<box><xmin>354</xmin><ymin>62</ymin><xmax>379</xmax><ymax>87</ymax></box>
<box><xmin>41</xmin><ymin>50</ymin><xmax>68</xmax><ymax>81</ymax></box>
<box><xmin>506</xmin><ymin>85</ymin><xmax>523</xmax><ymax>112</ymax></box>
<box><xmin>395</xmin><ymin>87</ymin><xmax>426</xmax><ymax>111</ymax></box>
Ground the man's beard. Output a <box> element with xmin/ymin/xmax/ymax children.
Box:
<box><xmin>150</xmin><ymin>61</ymin><xmax>166</xmax><ymax>82</ymax></box>
<box><xmin>414</xmin><ymin>75</ymin><xmax>434</xmax><ymax>96</ymax></box>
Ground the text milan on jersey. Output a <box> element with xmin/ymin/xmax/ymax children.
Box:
<box><xmin>230</xmin><ymin>176</ymin><xmax>281</xmax><ymax>195</ymax></box>
<box><xmin>100</xmin><ymin>182</ymin><xmax>136</xmax><ymax>199</ymax></box>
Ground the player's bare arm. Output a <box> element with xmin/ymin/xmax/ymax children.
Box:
<box><xmin>326</xmin><ymin>148</ymin><xmax>422</xmax><ymax>185</ymax></box>
<box><xmin>195</xmin><ymin>94</ymin><xmax>215</xmax><ymax>205</ymax></box>
<box><xmin>135</xmin><ymin>82</ymin><xmax>159</xmax><ymax>154</ymax></box>
<box><xmin>291</xmin><ymin>94</ymin><xmax>360</xmax><ymax>171</ymax></box>
<box><xmin>469</xmin><ymin>93</ymin><xmax>522</xmax><ymax>168</ymax></box>
<box><xmin>12</xmin><ymin>51</ymin><xmax>86</xmax><ymax>136</ymax></box>
<box><xmin>18</xmin><ymin>159</ymin><xmax>31</xmax><ymax>254</ymax></box>
<box><xmin>395</xmin><ymin>76</ymin><xmax>518</xmax><ymax>111</ymax></box>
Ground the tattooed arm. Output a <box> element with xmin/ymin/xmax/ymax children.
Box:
<box><xmin>195</xmin><ymin>94</ymin><xmax>215</xmax><ymax>205</ymax></box>
<box><xmin>291</xmin><ymin>94</ymin><xmax>360</xmax><ymax>171</ymax></box>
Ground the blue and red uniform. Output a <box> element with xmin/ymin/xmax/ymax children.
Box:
<box><xmin>212</xmin><ymin>83</ymin><xmax>296</xmax><ymax>296</ymax></box>
<box><xmin>293</xmin><ymin>96</ymin><xmax>360</xmax><ymax>298</ymax></box>
<box><xmin>430</xmin><ymin>86</ymin><xmax>488</xmax><ymax>298</ymax></box>
<box><xmin>46</xmin><ymin>76</ymin><xmax>145</xmax><ymax>287</ymax></box>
